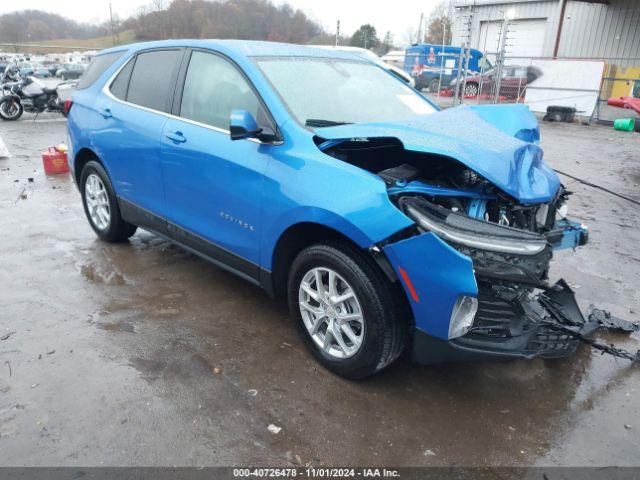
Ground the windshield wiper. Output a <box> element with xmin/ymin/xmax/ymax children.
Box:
<box><xmin>305</xmin><ymin>119</ymin><xmax>352</xmax><ymax>127</ymax></box>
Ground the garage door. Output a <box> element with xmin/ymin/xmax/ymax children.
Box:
<box><xmin>478</xmin><ymin>20</ymin><xmax>502</xmax><ymax>63</ymax></box>
<box><xmin>506</xmin><ymin>19</ymin><xmax>547</xmax><ymax>58</ymax></box>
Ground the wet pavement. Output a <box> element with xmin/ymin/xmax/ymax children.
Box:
<box><xmin>0</xmin><ymin>114</ymin><xmax>639</xmax><ymax>467</ymax></box>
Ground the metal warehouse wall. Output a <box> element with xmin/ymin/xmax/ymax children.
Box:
<box><xmin>558</xmin><ymin>0</ymin><xmax>640</xmax><ymax>66</ymax></box>
<box><xmin>452</xmin><ymin>0</ymin><xmax>640</xmax><ymax>66</ymax></box>
<box><xmin>452</xmin><ymin>0</ymin><xmax>561</xmax><ymax>56</ymax></box>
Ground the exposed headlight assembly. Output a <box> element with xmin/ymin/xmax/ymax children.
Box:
<box><xmin>401</xmin><ymin>197</ymin><xmax>548</xmax><ymax>256</ymax></box>
<box><xmin>449</xmin><ymin>295</ymin><xmax>478</xmax><ymax>339</ymax></box>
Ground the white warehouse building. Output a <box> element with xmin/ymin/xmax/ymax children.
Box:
<box><xmin>451</xmin><ymin>0</ymin><xmax>640</xmax><ymax>66</ymax></box>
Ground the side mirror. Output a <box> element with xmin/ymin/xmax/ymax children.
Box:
<box><xmin>230</xmin><ymin>109</ymin><xmax>262</xmax><ymax>141</ymax></box>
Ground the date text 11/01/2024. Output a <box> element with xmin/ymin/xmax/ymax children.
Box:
<box><xmin>233</xmin><ymin>468</ymin><xmax>400</xmax><ymax>477</ymax></box>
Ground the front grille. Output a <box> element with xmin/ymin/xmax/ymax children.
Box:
<box><xmin>460</xmin><ymin>285</ymin><xmax>578</xmax><ymax>356</ymax></box>
<box><xmin>466</xmin><ymin>289</ymin><xmax>526</xmax><ymax>340</ymax></box>
<box><xmin>528</xmin><ymin>325</ymin><xmax>578</xmax><ymax>355</ymax></box>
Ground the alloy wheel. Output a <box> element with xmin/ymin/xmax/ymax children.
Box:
<box><xmin>85</xmin><ymin>173</ymin><xmax>111</xmax><ymax>230</ymax></box>
<box><xmin>298</xmin><ymin>267</ymin><xmax>365</xmax><ymax>359</ymax></box>
<box><xmin>464</xmin><ymin>83</ymin><xmax>479</xmax><ymax>97</ymax></box>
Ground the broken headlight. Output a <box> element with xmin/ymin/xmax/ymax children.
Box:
<box><xmin>401</xmin><ymin>197</ymin><xmax>548</xmax><ymax>256</ymax></box>
<box><xmin>449</xmin><ymin>295</ymin><xmax>478</xmax><ymax>339</ymax></box>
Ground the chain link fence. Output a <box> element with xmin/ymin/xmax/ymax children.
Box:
<box><xmin>382</xmin><ymin>48</ymin><xmax>640</xmax><ymax>123</ymax></box>
<box><xmin>382</xmin><ymin>2</ymin><xmax>640</xmax><ymax>124</ymax></box>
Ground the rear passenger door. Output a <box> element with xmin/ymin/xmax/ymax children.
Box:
<box><xmin>160</xmin><ymin>49</ymin><xmax>278</xmax><ymax>281</ymax></box>
<box><xmin>95</xmin><ymin>48</ymin><xmax>183</xmax><ymax>228</ymax></box>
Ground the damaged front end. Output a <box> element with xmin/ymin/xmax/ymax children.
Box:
<box><xmin>315</xmin><ymin>105</ymin><xmax>636</xmax><ymax>364</ymax></box>
<box><xmin>381</xmin><ymin>189</ymin><xmax>596</xmax><ymax>364</ymax></box>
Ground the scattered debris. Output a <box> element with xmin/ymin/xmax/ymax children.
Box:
<box><xmin>267</xmin><ymin>424</ymin><xmax>282</xmax><ymax>434</ymax></box>
<box><xmin>0</xmin><ymin>332</ymin><xmax>16</xmax><ymax>341</ymax></box>
<box><xmin>423</xmin><ymin>449</ymin><xmax>436</xmax><ymax>456</ymax></box>
<box><xmin>28</xmin><ymin>177</ymin><xmax>34</xmax><ymax>183</ymax></box>
<box><xmin>285</xmin><ymin>451</ymin><xmax>303</xmax><ymax>465</ymax></box>
<box><xmin>624</xmin><ymin>424</ymin><xmax>632</xmax><ymax>430</ymax></box>
<box><xmin>248</xmin><ymin>389</ymin><xmax>258</xmax><ymax>397</ymax></box>
<box><xmin>31</xmin><ymin>383</ymin><xmax>39</xmax><ymax>389</ymax></box>
<box><xmin>15</xmin><ymin>188</ymin><xmax>28</xmax><ymax>203</ymax></box>
<box><xmin>46</xmin><ymin>350</ymin><xmax>55</xmax><ymax>355</ymax></box>
<box><xmin>3</xmin><ymin>361</ymin><xmax>11</xmax><ymax>377</ymax></box>
<box><xmin>589</xmin><ymin>307</ymin><xmax>639</xmax><ymax>333</ymax></box>
<box><xmin>212</xmin><ymin>367</ymin><xmax>222</xmax><ymax>375</ymax></box>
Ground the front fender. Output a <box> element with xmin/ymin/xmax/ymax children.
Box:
<box><xmin>259</xmin><ymin>138</ymin><xmax>414</xmax><ymax>271</ymax></box>
<box><xmin>1</xmin><ymin>93</ymin><xmax>20</xmax><ymax>103</ymax></box>
<box><xmin>382</xmin><ymin>232</ymin><xmax>477</xmax><ymax>340</ymax></box>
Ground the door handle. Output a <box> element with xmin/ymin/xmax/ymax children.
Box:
<box><xmin>165</xmin><ymin>131</ymin><xmax>186</xmax><ymax>143</ymax></box>
<box><xmin>100</xmin><ymin>108</ymin><xmax>112</xmax><ymax>119</ymax></box>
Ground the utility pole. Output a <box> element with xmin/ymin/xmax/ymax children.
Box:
<box><xmin>109</xmin><ymin>3</ymin><xmax>116</xmax><ymax>46</ymax></box>
<box><xmin>416</xmin><ymin>12</ymin><xmax>424</xmax><ymax>43</ymax></box>
<box><xmin>553</xmin><ymin>0</ymin><xmax>568</xmax><ymax>58</ymax></box>
<box><xmin>494</xmin><ymin>13</ymin><xmax>510</xmax><ymax>103</ymax></box>
<box><xmin>437</xmin><ymin>20</ymin><xmax>447</xmax><ymax>97</ymax></box>
<box><xmin>335</xmin><ymin>20</ymin><xmax>340</xmax><ymax>46</ymax></box>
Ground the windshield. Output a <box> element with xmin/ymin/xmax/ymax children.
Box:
<box><xmin>256</xmin><ymin>56</ymin><xmax>436</xmax><ymax>126</ymax></box>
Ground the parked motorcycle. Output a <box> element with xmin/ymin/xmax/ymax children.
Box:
<box><xmin>0</xmin><ymin>76</ymin><xmax>67</xmax><ymax>121</ymax></box>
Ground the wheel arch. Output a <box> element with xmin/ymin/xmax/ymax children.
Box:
<box><xmin>74</xmin><ymin>147</ymin><xmax>102</xmax><ymax>186</ymax></box>
<box><xmin>266</xmin><ymin>219</ymin><xmax>407</xmax><ymax>302</ymax></box>
<box><xmin>267</xmin><ymin>222</ymin><xmax>364</xmax><ymax>298</ymax></box>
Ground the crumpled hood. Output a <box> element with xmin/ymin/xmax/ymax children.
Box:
<box><xmin>315</xmin><ymin>104</ymin><xmax>560</xmax><ymax>204</ymax></box>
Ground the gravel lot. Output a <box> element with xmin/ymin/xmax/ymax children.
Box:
<box><xmin>0</xmin><ymin>111</ymin><xmax>639</xmax><ymax>467</ymax></box>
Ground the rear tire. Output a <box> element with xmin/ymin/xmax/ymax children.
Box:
<box><xmin>80</xmin><ymin>160</ymin><xmax>137</xmax><ymax>242</ymax></box>
<box><xmin>428</xmin><ymin>79</ymin><xmax>440</xmax><ymax>93</ymax></box>
<box><xmin>288</xmin><ymin>241</ymin><xmax>407</xmax><ymax>379</ymax></box>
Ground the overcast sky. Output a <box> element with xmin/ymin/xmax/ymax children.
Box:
<box><xmin>0</xmin><ymin>0</ymin><xmax>443</xmax><ymax>44</ymax></box>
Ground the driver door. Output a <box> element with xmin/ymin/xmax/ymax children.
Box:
<box><xmin>160</xmin><ymin>49</ymin><xmax>278</xmax><ymax>281</ymax></box>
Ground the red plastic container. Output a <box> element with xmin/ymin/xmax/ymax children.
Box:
<box><xmin>42</xmin><ymin>147</ymin><xmax>70</xmax><ymax>174</ymax></box>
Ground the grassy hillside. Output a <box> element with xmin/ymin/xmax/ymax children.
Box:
<box><xmin>25</xmin><ymin>30</ymin><xmax>136</xmax><ymax>53</ymax></box>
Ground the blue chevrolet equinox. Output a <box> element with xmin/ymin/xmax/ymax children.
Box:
<box><xmin>68</xmin><ymin>40</ymin><xmax>593</xmax><ymax>378</ymax></box>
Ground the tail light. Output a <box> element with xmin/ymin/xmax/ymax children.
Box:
<box><xmin>63</xmin><ymin>99</ymin><xmax>73</xmax><ymax>116</ymax></box>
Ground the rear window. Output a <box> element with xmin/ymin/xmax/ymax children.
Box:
<box><xmin>110</xmin><ymin>59</ymin><xmax>134</xmax><ymax>100</ymax></box>
<box><xmin>126</xmin><ymin>49</ymin><xmax>182</xmax><ymax>112</ymax></box>
<box><xmin>76</xmin><ymin>51</ymin><xmax>123</xmax><ymax>90</ymax></box>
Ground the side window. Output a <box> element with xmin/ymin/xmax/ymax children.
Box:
<box><xmin>180</xmin><ymin>51</ymin><xmax>265</xmax><ymax>131</ymax></box>
<box><xmin>76</xmin><ymin>51</ymin><xmax>123</xmax><ymax>89</ymax></box>
<box><xmin>109</xmin><ymin>59</ymin><xmax>134</xmax><ymax>100</ymax></box>
<box><xmin>126</xmin><ymin>49</ymin><xmax>182</xmax><ymax>112</ymax></box>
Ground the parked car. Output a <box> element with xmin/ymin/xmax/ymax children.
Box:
<box><xmin>46</xmin><ymin>63</ymin><xmax>63</xmax><ymax>76</ymax></box>
<box><xmin>19</xmin><ymin>63</ymin><xmax>35</xmax><ymax>77</ymax></box>
<box><xmin>404</xmin><ymin>43</ymin><xmax>488</xmax><ymax>92</ymax></box>
<box><xmin>31</xmin><ymin>63</ymin><xmax>51</xmax><ymax>78</ymax></box>
<box><xmin>57</xmin><ymin>63</ymin><xmax>85</xmax><ymax>80</ymax></box>
<box><xmin>312</xmin><ymin>45</ymin><xmax>414</xmax><ymax>86</ymax></box>
<box><xmin>450</xmin><ymin>65</ymin><xmax>543</xmax><ymax>98</ymax></box>
<box><xmin>67</xmin><ymin>41</ymin><xmax>593</xmax><ymax>379</ymax></box>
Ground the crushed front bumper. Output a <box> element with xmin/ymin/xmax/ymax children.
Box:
<box><xmin>381</xmin><ymin>228</ymin><xmax>600</xmax><ymax>365</ymax></box>
<box><xmin>412</xmin><ymin>280</ymin><xmax>599</xmax><ymax>365</ymax></box>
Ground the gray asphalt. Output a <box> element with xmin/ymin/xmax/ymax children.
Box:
<box><xmin>0</xmin><ymin>113</ymin><xmax>639</xmax><ymax>467</ymax></box>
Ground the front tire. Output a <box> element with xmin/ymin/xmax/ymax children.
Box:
<box><xmin>0</xmin><ymin>98</ymin><xmax>23</xmax><ymax>121</ymax></box>
<box><xmin>288</xmin><ymin>241</ymin><xmax>407</xmax><ymax>379</ymax></box>
<box><xmin>80</xmin><ymin>161</ymin><xmax>137</xmax><ymax>242</ymax></box>
<box><xmin>463</xmin><ymin>82</ymin><xmax>479</xmax><ymax>97</ymax></box>
<box><xmin>428</xmin><ymin>78</ymin><xmax>440</xmax><ymax>93</ymax></box>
